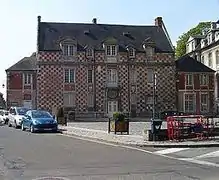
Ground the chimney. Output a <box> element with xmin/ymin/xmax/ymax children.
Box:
<box><xmin>211</xmin><ymin>22</ymin><xmax>216</xmax><ymax>30</ymax></box>
<box><xmin>155</xmin><ymin>17</ymin><xmax>163</xmax><ymax>28</ymax></box>
<box><xmin>92</xmin><ymin>18</ymin><xmax>97</xmax><ymax>24</ymax></box>
<box><xmin>37</xmin><ymin>16</ymin><xmax>41</xmax><ymax>23</ymax></box>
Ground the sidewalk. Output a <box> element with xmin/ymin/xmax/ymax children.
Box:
<box><xmin>59</xmin><ymin>122</ymin><xmax>219</xmax><ymax>148</ymax></box>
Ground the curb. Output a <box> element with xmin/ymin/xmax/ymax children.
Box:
<box><xmin>59</xmin><ymin>129</ymin><xmax>219</xmax><ymax>148</ymax></box>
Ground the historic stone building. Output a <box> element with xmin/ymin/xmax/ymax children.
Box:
<box><xmin>6</xmin><ymin>16</ymin><xmax>176</xmax><ymax>117</ymax></box>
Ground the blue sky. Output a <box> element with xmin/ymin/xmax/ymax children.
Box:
<box><xmin>0</xmin><ymin>0</ymin><xmax>219</xmax><ymax>99</ymax></box>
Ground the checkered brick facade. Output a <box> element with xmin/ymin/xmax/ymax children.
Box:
<box><xmin>36</xmin><ymin>50</ymin><xmax>176</xmax><ymax>116</ymax></box>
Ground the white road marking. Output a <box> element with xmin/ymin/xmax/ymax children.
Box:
<box><xmin>58</xmin><ymin>133</ymin><xmax>219</xmax><ymax>168</ymax></box>
<box><xmin>154</xmin><ymin>148</ymin><xmax>190</xmax><ymax>155</ymax></box>
<box><xmin>194</xmin><ymin>150</ymin><xmax>219</xmax><ymax>159</ymax></box>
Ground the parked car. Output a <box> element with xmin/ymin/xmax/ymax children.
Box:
<box><xmin>8</xmin><ymin>107</ymin><xmax>30</xmax><ymax>128</ymax></box>
<box><xmin>21</xmin><ymin>110</ymin><xmax>58</xmax><ymax>133</ymax></box>
<box><xmin>1</xmin><ymin>110</ymin><xmax>9</xmax><ymax>124</ymax></box>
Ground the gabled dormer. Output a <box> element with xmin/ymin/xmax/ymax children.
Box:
<box><xmin>126</xmin><ymin>44</ymin><xmax>136</xmax><ymax>58</ymax></box>
<box><xmin>186</xmin><ymin>36</ymin><xmax>196</xmax><ymax>53</ymax></box>
<box><xmin>103</xmin><ymin>37</ymin><xmax>118</xmax><ymax>57</ymax></box>
<box><xmin>142</xmin><ymin>37</ymin><xmax>155</xmax><ymax>58</ymax></box>
<box><xmin>60</xmin><ymin>37</ymin><xmax>77</xmax><ymax>56</ymax></box>
<box><xmin>84</xmin><ymin>45</ymin><xmax>94</xmax><ymax>58</ymax></box>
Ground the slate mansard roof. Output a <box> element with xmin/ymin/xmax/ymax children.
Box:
<box><xmin>6</xmin><ymin>53</ymin><xmax>37</xmax><ymax>72</ymax></box>
<box><xmin>176</xmin><ymin>55</ymin><xmax>215</xmax><ymax>73</ymax></box>
<box><xmin>37</xmin><ymin>16</ymin><xmax>174</xmax><ymax>53</ymax></box>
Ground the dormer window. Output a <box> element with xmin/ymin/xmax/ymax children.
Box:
<box><xmin>86</xmin><ymin>48</ymin><xmax>93</xmax><ymax>57</ymax></box>
<box><xmin>128</xmin><ymin>48</ymin><xmax>135</xmax><ymax>58</ymax></box>
<box><xmin>106</xmin><ymin>45</ymin><xmax>116</xmax><ymax>56</ymax></box>
<box><xmin>145</xmin><ymin>46</ymin><xmax>154</xmax><ymax>57</ymax></box>
<box><xmin>62</xmin><ymin>45</ymin><xmax>75</xmax><ymax>56</ymax></box>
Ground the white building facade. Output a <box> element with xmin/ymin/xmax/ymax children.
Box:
<box><xmin>186</xmin><ymin>21</ymin><xmax>219</xmax><ymax>105</ymax></box>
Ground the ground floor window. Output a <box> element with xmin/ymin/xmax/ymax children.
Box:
<box><xmin>200</xmin><ymin>93</ymin><xmax>208</xmax><ymax>112</ymax></box>
<box><xmin>184</xmin><ymin>93</ymin><xmax>195</xmax><ymax>112</ymax></box>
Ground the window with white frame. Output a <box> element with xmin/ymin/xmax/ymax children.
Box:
<box><xmin>200</xmin><ymin>93</ymin><xmax>208</xmax><ymax>112</ymax></box>
<box><xmin>147</xmin><ymin>69</ymin><xmax>154</xmax><ymax>84</ymax></box>
<box><xmin>107</xmin><ymin>69</ymin><xmax>117</xmax><ymax>83</ymax></box>
<box><xmin>106</xmin><ymin>45</ymin><xmax>117</xmax><ymax>56</ymax></box>
<box><xmin>145</xmin><ymin>47</ymin><xmax>154</xmax><ymax>57</ymax></box>
<box><xmin>87</xmin><ymin>93</ymin><xmax>94</xmax><ymax>107</ymax></box>
<box><xmin>186</xmin><ymin>74</ymin><xmax>193</xmax><ymax>86</ymax></box>
<box><xmin>201</xmin><ymin>55</ymin><xmax>204</xmax><ymax>64</ymax></box>
<box><xmin>216</xmin><ymin>50</ymin><xmax>219</xmax><ymax>65</ymax></box>
<box><xmin>64</xmin><ymin>69</ymin><xmax>75</xmax><ymax>83</ymax></box>
<box><xmin>184</xmin><ymin>94</ymin><xmax>195</xmax><ymax>112</ymax></box>
<box><xmin>130</xmin><ymin>69</ymin><xmax>137</xmax><ymax>84</ymax></box>
<box><xmin>86</xmin><ymin>48</ymin><xmax>93</xmax><ymax>57</ymax></box>
<box><xmin>200</xmin><ymin>74</ymin><xmax>208</xmax><ymax>85</ymax></box>
<box><xmin>208</xmin><ymin>52</ymin><xmax>212</xmax><ymax>67</ymax></box>
<box><xmin>87</xmin><ymin>69</ymin><xmax>93</xmax><ymax>83</ymax></box>
<box><xmin>62</xmin><ymin>45</ymin><xmax>75</xmax><ymax>56</ymax></box>
<box><xmin>131</xmin><ymin>93</ymin><xmax>136</xmax><ymax>105</ymax></box>
<box><xmin>23</xmin><ymin>74</ymin><xmax>32</xmax><ymax>85</ymax></box>
<box><xmin>63</xmin><ymin>92</ymin><xmax>75</xmax><ymax>107</ymax></box>
<box><xmin>129</xmin><ymin>48</ymin><xmax>135</xmax><ymax>58</ymax></box>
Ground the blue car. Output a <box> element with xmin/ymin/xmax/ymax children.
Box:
<box><xmin>21</xmin><ymin>110</ymin><xmax>58</xmax><ymax>133</ymax></box>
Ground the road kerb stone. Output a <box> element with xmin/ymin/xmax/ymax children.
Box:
<box><xmin>59</xmin><ymin>126</ymin><xmax>219</xmax><ymax>148</ymax></box>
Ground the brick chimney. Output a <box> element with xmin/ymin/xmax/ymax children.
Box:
<box><xmin>155</xmin><ymin>17</ymin><xmax>163</xmax><ymax>28</ymax></box>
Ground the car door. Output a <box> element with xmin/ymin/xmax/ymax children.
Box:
<box><xmin>25</xmin><ymin>111</ymin><xmax>32</xmax><ymax>129</ymax></box>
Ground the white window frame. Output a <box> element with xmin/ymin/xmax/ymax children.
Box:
<box><xmin>208</xmin><ymin>52</ymin><xmax>212</xmax><ymax>67</ymax></box>
<box><xmin>87</xmin><ymin>93</ymin><xmax>94</xmax><ymax>107</ymax></box>
<box><xmin>86</xmin><ymin>48</ymin><xmax>93</xmax><ymax>57</ymax></box>
<box><xmin>200</xmin><ymin>74</ymin><xmax>208</xmax><ymax>86</ymax></box>
<box><xmin>106</xmin><ymin>45</ymin><xmax>117</xmax><ymax>56</ymax></box>
<box><xmin>147</xmin><ymin>69</ymin><xmax>154</xmax><ymax>84</ymax></box>
<box><xmin>64</xmin><ymin>69</ymin><xmax>75</xmax><ymax>83</ymax></box>
<box><xmin>63</xmin><ymin>45</ymin><xmax>75</xmax><ymax>56</ymax></box>
<box><xmin>184</xmin><ymin>93</ymin><xmax>196</xmax><ymax>112</ymax></box>
<box><xmin>87</xmin><ymin>69</ymin><xmax>93</xmax><ymax>83</ymax></box>
<box><xmin>107</xmin><ymin>69</ymin><xmax>118</xmax><ymax>83</ymax></box>
<box><xmin>216</xmin><ymin>50</ymin><xmax>219</xmax><ymax>65</ymax></box>
<box><xmin>129</xmin><ymin>48</ymin><xmax>135</xmax><ymax>58</ymax></box>
<box><xmin>63</xmin><ymin>92</ymin><xmax>75</xmax><ymax>107</ymax></box>
<box><xmin>200</xmin><ymin>93</ymin><xmax>208</xmax><ymax>112</ymax></box>
<box><xmin>185</xmin><ymin>74</ymin><xmax>193</xmax><ymax>86</ymax></box>
<box><xmin>23</xmin><ymin>73</ymin><xmax>32</xmax><ymax>85</ymax></box>
<box><xmin>130</xmin><ymin>69</ymin><xmax>137</xmax><ymax>84</ymax></box>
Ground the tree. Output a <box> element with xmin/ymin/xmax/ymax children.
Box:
<box><xmin>175</xmin><ymin>22</ymin><xmax>211</xmax><ymax>58</ymax></box>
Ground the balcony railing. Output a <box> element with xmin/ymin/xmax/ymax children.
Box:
<box><xmin>106</xmin><ymin>81</ymin><xmax>119</xmax><ymax>88</ymax></box>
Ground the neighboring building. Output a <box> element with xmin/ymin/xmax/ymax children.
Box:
<box><xmin>5</xmin><ymin>53</ymin><xmax>37</xmax><ymax>109</ymax></box>
<box><xmin>176</xmin><ymin>55</ymin><xmax>215</xmax><ymax>114</ymax></box>
<box><xmin>186</xmin><ymin>21</ymin><xmax>219</xmax><ymax>103</ymax></box>
<box><xmin>7</xmin><ymin>16</ymin><xmax>176</xmax><ymax>117</ymax></box>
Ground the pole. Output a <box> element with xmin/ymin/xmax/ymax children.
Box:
<box><xmin>152</xmin><ymin>72</ymin><xmax>157</xmax><ymax>141</ymax></box>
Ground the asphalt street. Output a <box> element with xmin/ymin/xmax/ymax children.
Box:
<box><xmin>0</xmin><ymin>126</ymin><xmax>219</xmax><ymax>180</ymax></box>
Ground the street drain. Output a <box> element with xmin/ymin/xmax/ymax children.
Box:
<box><xmin>32</xmin><ymin>177</ymin><xmax>71</xmax><ymax>180</ymax></box>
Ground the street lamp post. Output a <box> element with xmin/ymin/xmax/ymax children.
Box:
<box><xmin>152</xmin><ymin>71</ymin><xmax>157</xmax><ymax>141</ymax></box>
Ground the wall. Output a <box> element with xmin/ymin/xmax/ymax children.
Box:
<box><xmin>6</xmin><ymin>71</ymin><xmax>36</xmax><ymax>109</ymax></box>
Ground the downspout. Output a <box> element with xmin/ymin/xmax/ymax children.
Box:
<box><xmin>93</xmin><ymin>50</ymin><xmax>97</xmax><ymax>117</ymax></box>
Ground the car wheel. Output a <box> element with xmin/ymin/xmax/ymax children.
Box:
<box><xmin>14</xmin><ymin>121</ymin><xmax>18</xmax><ymax>129</ymax></box>
<box><xmin>8</xmin><ymin>122</ymin><xmax>12</xmax><ymax>127</ymax></box>
<box><xmin>21</xmin><ymin>123</ymin><xmax>25</xmax><ymax>131</ymax></box>
<box><xmin>30</xmin><ymin>124</ymin><xmax>35</xmax><ymax>133</ymax></box>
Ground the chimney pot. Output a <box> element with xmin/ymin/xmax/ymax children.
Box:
<box><xmin>37</xmin><ymin>16</ymin><xmax>41</xmax><ymax>23</ymax></box>
<box><xmin>92</xmin><ymin>18</ymin><xmax>97</xmax><ymax>24</ymax></box>
<box><xmin>155</xmin><ymin>17</ymin><xmax>162</xmax><ymax>28</ymax></box>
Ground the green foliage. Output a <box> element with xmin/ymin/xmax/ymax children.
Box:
<box><xmin>113</xmin><ymin>112</ymin><xmax>125</xmax><ymax>121</ymax></box>
<box><xmin>175</xmin><ymin>22</ymin><xmax>211</xmax><ymax>58</ymax></box>
<box><xmin>56</xmin><ymin>107</ymin><xmax>64</xmax><ymax>117</ymax></box>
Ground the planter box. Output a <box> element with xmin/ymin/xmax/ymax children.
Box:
<box><xmin>108</xmin><ymin>119</ymin><xmax>129</xmax><ymax>134</ymax></box>
<box><xmin>57</xmin><ymin>117</ymin><xmax>67</xmax><ymax>126</ymax></box>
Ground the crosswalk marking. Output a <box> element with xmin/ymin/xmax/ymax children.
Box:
<box><xmin>154</xmin><ymin>148</ymin><xmax>190</xmax><ymax>155</ymax></box>
<box><xmin>195</xmin><ymin>150</ymin><xmax>219</xmax><ymax>159</ymax></box>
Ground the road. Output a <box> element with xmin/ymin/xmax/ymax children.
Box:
<box><xmin>0</xmin><ymin>126</ymin><xmax>219</xmax><ymax>180</ymax></box>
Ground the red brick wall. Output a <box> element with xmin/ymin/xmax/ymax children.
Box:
<box><xmin>8</xmin><ymin>72</ymin><xmax>22</xmax><ymax>89</ymax></box>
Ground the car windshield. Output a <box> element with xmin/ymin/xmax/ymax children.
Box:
<box><xmin>32</xmin><ymin>111</ymin><xmax>52</xmax><ymax>119</ymax></box>
<box><xmin>17</xmin><ymin>108</ymin><xmax>30</xmax><ymax>115</ymax></box>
